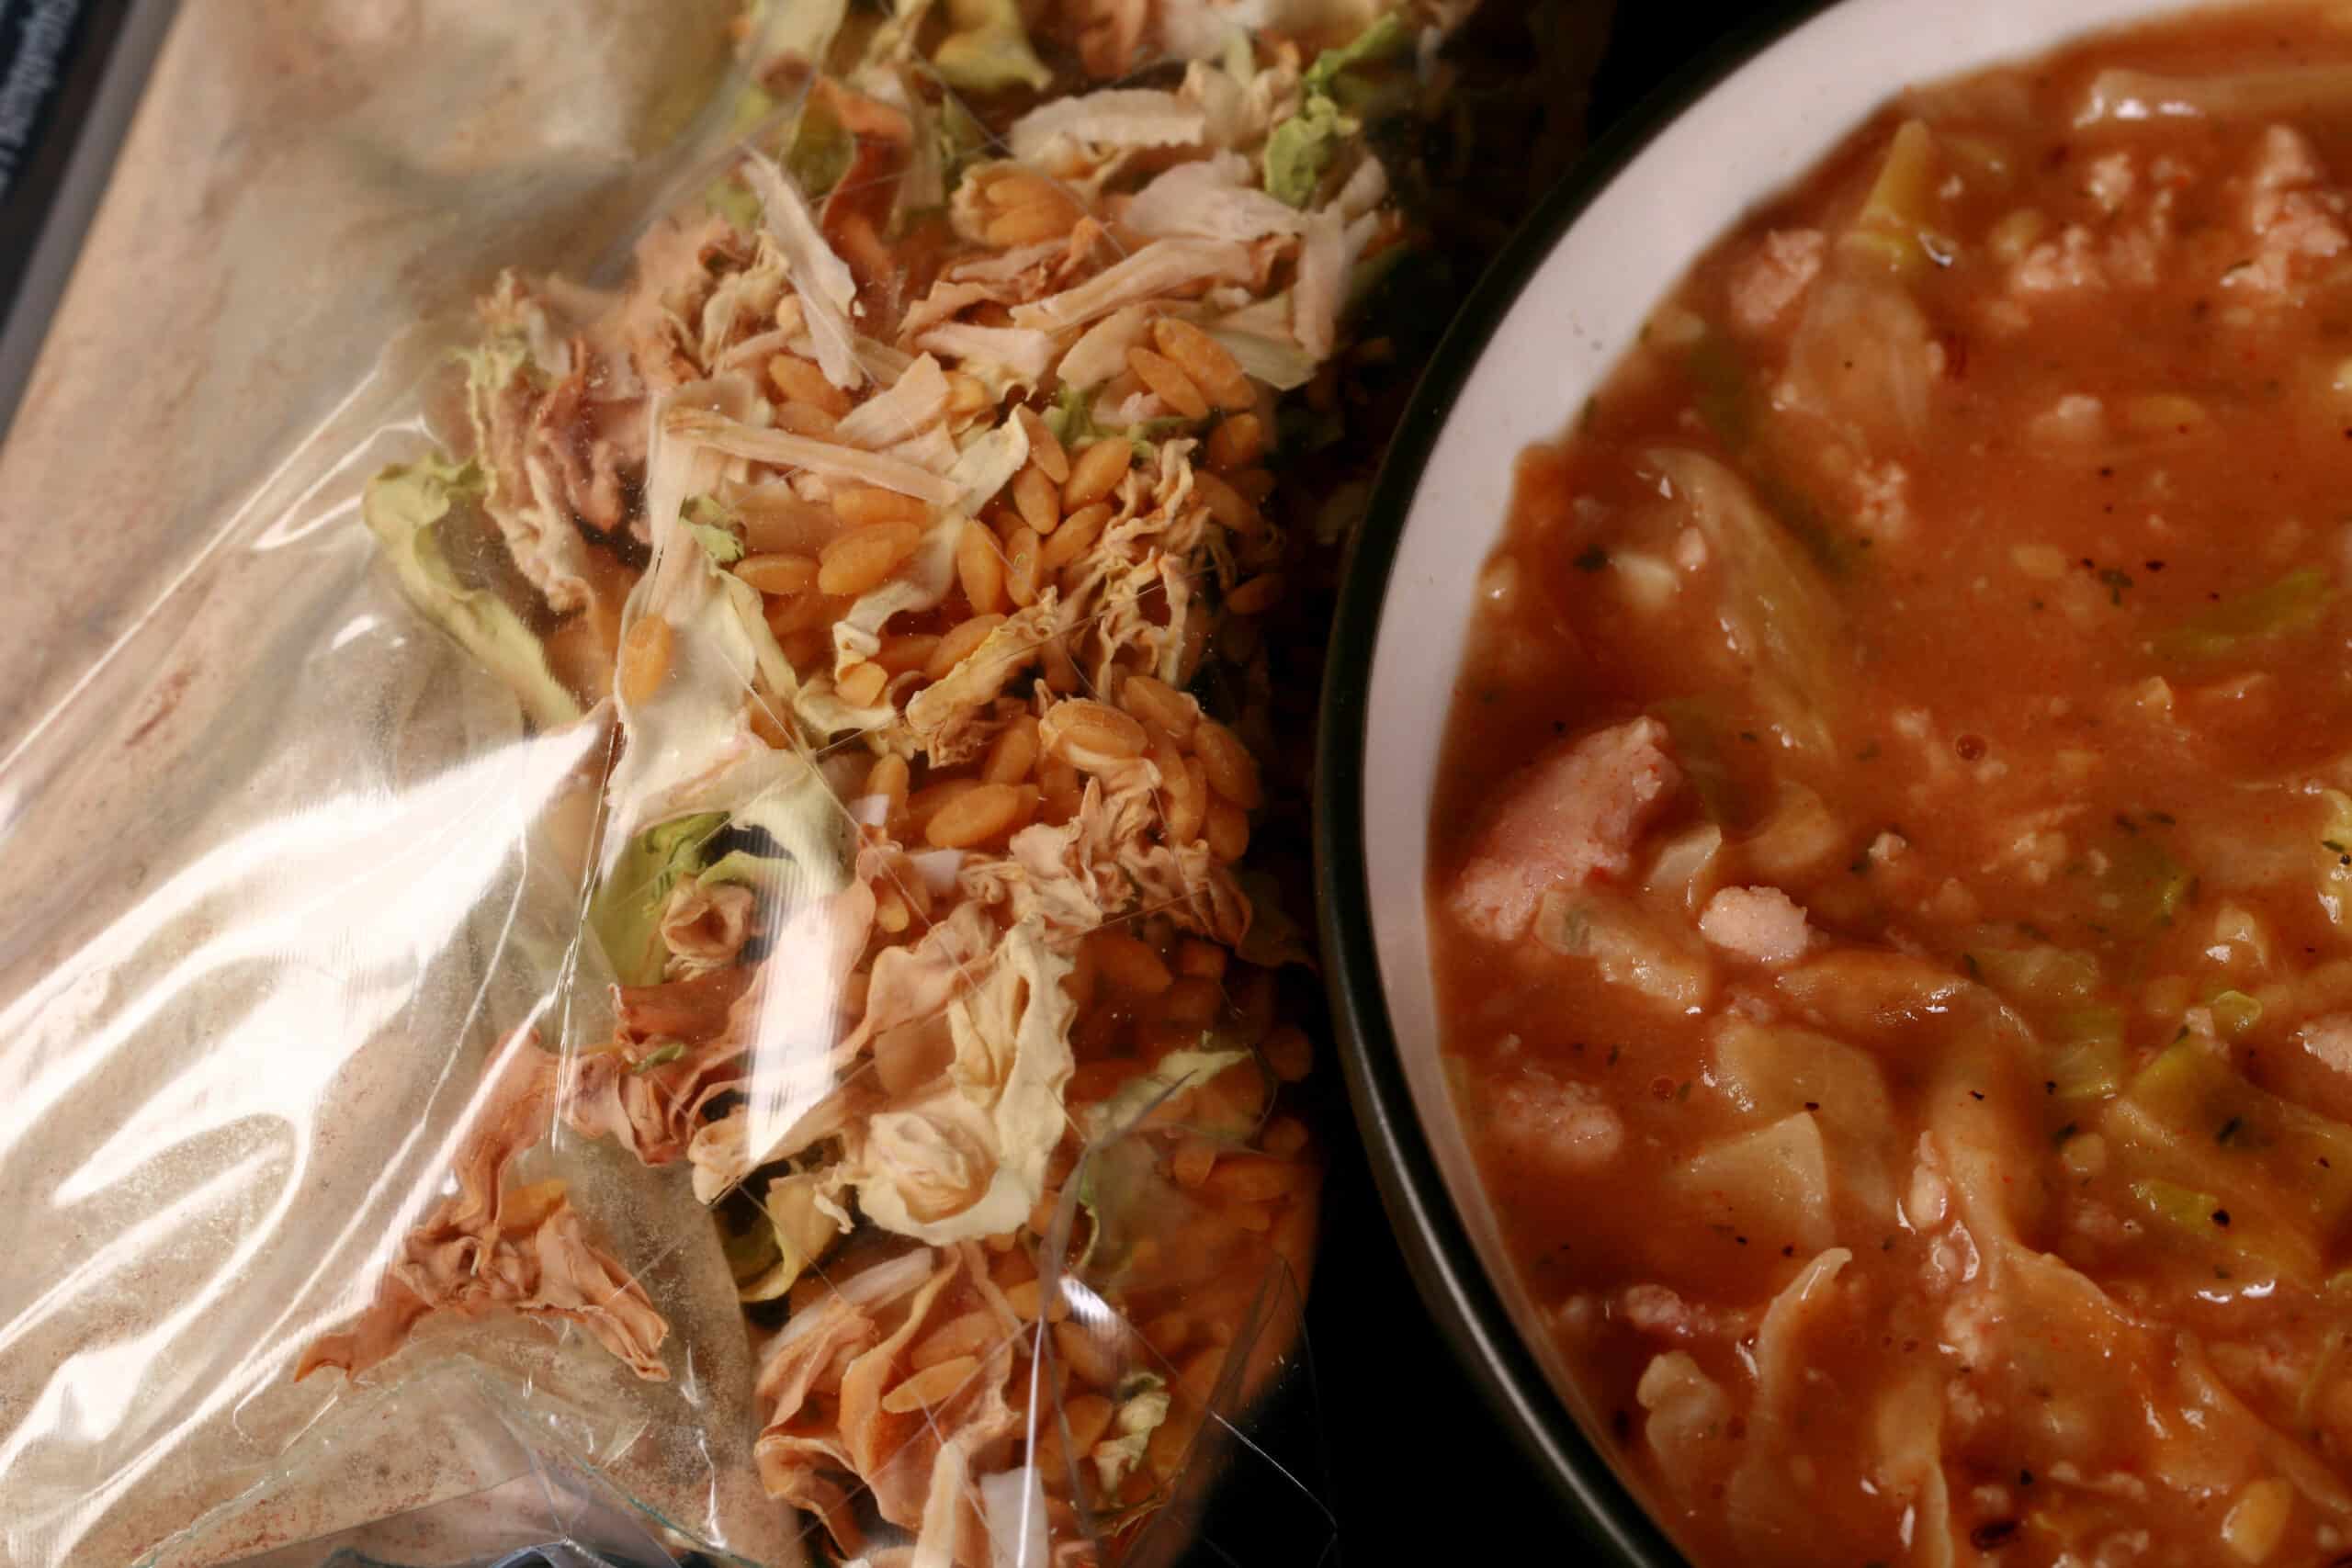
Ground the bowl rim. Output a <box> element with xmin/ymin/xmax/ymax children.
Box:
<box><xmin>1309</xmin><ymin>3</ymin><xmax>1838</xmax><ymax>1561</ymax></box>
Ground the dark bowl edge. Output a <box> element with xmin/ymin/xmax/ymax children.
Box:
<box><xmin>1310</xmin><ymin>4</ymin><xmax>1837</xmax><ymax>1563</ymax></box>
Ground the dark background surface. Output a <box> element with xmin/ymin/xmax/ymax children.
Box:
<box><xmin>0</xmin><ymin>0</ymin><xmax>164</xmax><ymax>437</ymax></box>
<box><xmin>0</xmin><ymin>1</ymin><xmax>1792</xmax><ymax>1563</ymax></box>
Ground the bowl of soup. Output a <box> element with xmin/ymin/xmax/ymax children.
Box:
<box><xmin>1318</xmin><ymin>1</ymin><xmax>2352</xmax><ymax>1562</ymax></box>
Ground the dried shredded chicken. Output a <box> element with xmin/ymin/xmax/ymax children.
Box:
<box><xmin>311</xmin><ymin>3</ymin><xmax>1446</xmax><ymax>1560</ymax></box>
<box><xmin>296</xmin><ymin>1033</ymin><xmax>669</xmax><ymax>1382</ymax></box>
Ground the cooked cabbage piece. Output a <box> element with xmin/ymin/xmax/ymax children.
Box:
<box><xmin>2154</xmin><ymin>567</ymin><xmax>2335</xmax><ymax>662</ymax></box>
<box><xmin>1534</xmin><ymin>887</ymin><xmax>1713</xmax><ymax>1009</ymax></box>
<box><xmin>1841</xmin><ymin>119</ymin><xmax>1945</xmax><ymax>276</ymax></box>
<box><xmin>1646</xmin><ymin>448</ymin><xmax>1847</xmax><ymax>756</ymax></box>
<box><xmin>2103</xmin><ymin>1044</ymin><xmax>2352</xmax><ymax>1284</ymax></box>
<box><xmin>2079</xmin><ymin>65</ymin><xmax>2352</xmax><ymax>124</ymax></box>
<box><xmin>1668</xmin><ymin>1112</ymin><xmax>1836</xmax><ymax>1252</ymax></box>
<box><xmin>1713</xmin><ymin>1019</ymin><xmax>1899</xmax><ymax>1224</ymax></box>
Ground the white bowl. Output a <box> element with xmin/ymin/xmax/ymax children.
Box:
<box><xmin>1315</xmin><ymin>0</ymin><xmax>2194</xmax><ymax>1559</ymax></box>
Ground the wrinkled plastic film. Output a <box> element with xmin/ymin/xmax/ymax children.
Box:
<box><xmin>0</xmin><ymin>0</ymin><xmax>1410</xmax><ymax>1563</ymax></box>
<box><xmin>1</xmin><ymin>6</ymin><xmax>805</xmax><ymax>1562</ymax></box>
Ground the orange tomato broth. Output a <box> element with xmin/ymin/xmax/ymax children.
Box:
<box><xmin>1429</xmin><ymin>6</ymin><xmax>2352</xmax><ymax>1565</ymax></box>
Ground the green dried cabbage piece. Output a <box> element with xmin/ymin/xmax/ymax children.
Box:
<box><xmin>591</xmin><ymin>812</ymin><xmax>727</xmax><ymax>986</ymax></box>
<box><xmin>1301</xmin><ymin>11</ymin><xmax>1411</xmax><ymax>98</ymax></box>
<box><xmin>2154</xmin><ymin>567</ymin><xmax>2334</xmax><ymax>661</ymax></box>
<box><xmin>1263</xmin><ymin>95</ymin><xmax>1349</xmax><ymax>209</ymax></box>
<box><xmin>933</xmin><ymin>0</ymin><xmax>1051</xmax><ymax>92</ymax></box>
<box><xmin>684</xmin><ymin>496</ymin><xmax>745</xmax><ymax>564</ymax></box>
<box><xmin>361</xmin><ymin>456</ymin><xmax>583</xmax><ymax>731</ymax></box>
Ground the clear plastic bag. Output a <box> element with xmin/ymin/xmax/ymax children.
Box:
<box><xmin>0</xmin><ymin>2</ymin><xmax>1431</xmax><ymax>1563</ymax></box>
